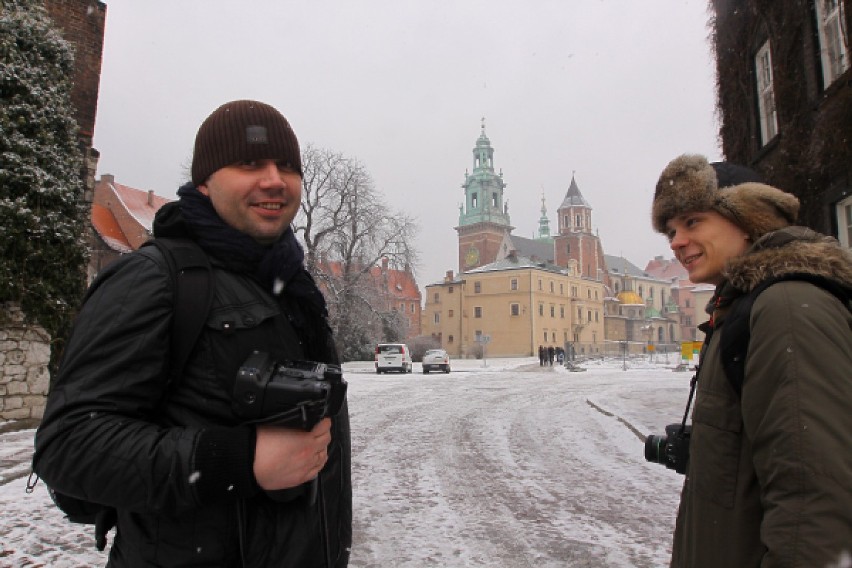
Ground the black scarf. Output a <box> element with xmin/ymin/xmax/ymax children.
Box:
<box><xmin>175</xmin><ymin>182</ymin><xmax>306</xmax><ymax>295</ymax></box>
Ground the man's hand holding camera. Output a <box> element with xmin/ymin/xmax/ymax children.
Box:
<box><xmin>253</xmin><ymin>417</ymin><xmax>332</xmax><ymax>490</ymax></box>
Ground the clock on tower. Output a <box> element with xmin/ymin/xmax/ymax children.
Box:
<box><xmin>465</xmin><ymin>246</ymin><xmax>480</xmax><ymax>267</ymax></box>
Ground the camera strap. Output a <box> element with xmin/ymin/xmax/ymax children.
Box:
<box><xmin>679</xmin><ymin>370</ymin><xmax>698</xmax><ymax>433</ymax></box>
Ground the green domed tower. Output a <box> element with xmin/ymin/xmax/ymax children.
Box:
<box><xmin>455</xmin><ymin>118</ymin><xmax>514</xmax><ymax>271</ymax></box>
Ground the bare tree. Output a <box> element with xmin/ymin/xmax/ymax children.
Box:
<box><xmin>294</xmin><ymin>145</ymin><xmax>419</xmax><ymax>360</ymax></box>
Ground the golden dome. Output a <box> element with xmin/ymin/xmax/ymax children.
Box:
<box><xmin>617</xmin><ymin>290</ymin><xmax>644</xmax><ymax>305</ymax></box>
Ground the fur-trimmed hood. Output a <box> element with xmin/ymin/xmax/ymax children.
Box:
<box><xmin>725</xmin><ymin>226</ymin><xmax>852</xmax><ymax>292</ymax></box>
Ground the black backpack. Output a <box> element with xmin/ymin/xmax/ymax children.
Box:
<box><xmin>27</xmin><ymin>238</ymin><xmax>213</xmax><ymax>550</ymax></box>
<box><xmin>719</xmin><ymin>273</ymin><xmax>852</xmax><ymax>396</ymax></box>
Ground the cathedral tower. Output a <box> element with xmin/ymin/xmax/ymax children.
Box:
<box><xmin>553</xmin><ymin>175</ymin><xmax>608</xmax><ymax>280</ymax></box>
<box><xmin>455</xmin><ymin>119</ymin><xmax>514</xmax><ymax>271</ymax></box>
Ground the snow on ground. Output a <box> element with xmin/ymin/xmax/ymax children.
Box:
<box><xmin>0</xmin><ymin>357</ymin><xmax>693</xmax><ymax>567</ymax></box>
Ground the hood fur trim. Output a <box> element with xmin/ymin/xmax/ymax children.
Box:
<box><xmin>652</xmin><ymin>154</ymin><xmax>800</xmax><ymax>240</ymax></box>
<box><xmin>726</xmin><ymin>227</ymin><xmax>852</xmax><ymax>292</ymax></box>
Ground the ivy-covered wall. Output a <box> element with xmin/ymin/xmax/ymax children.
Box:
<box><xmin>710</xmin><ymin>0</ymin><xmax>852</xmax><ymax>237</ymax></box>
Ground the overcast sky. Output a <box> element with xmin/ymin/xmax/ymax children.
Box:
<box><xmin>91</xmin><ymin>0</ymin><xmax>721</xmax><ymax>286</ymax></box>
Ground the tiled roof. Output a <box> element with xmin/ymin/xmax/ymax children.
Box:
<box><xmin>372</xmin><ymin>265</ymin><xmax>421</xmax><ymax>300</ymax></box>
<box><xmin>507</xmin><ymin>235</ymin><xmax>555</xmax><ymax>263</ymax></box>
<box><xmin>111</xmin><ymin>183</ymin><xmax>171</xmax><ymax>230</ymax></box>
<box><xmin>91</xmin><ymin>203</ymin><xmax>133</xmax><ymax>253</ymax></box>
<box><xmin>604</xmin><ymin>254</ymin><xmax>647</xmax><ymax>277</ymax></box>
<box><xmin>644</xmin><ymin>256</ymin><xmax>691</xmax><ymax>283</ymax></box>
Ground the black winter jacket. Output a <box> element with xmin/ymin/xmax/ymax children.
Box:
<box><xmin>33</xmin><ymin>210</ymin><xmax>352</xmax><ymax>567</ymax></box>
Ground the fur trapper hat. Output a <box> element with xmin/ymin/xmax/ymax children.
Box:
<box><xmin>191</xmin><ymin>100</ymin><xmax>301</xmax><ymax>186</ymax></box>
<box><xmin>652</xmin><ymin>154</ymin><xmax>800</xmax><ymax>241</ymax></box>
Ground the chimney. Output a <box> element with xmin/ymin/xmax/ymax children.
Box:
<box><xmin>100</xmin><ymin>174</ymin><xmax>114</xmax><ymax>186</ymax></box>
<box><xmin>148</xmin><ymin>190</ymin><xmax>155</xmax><ymax>207</ymax></box>
<box><xmin>445</xmin><ymin>270</ymin><xmax>454</xmax><ymax>282</ymax></box>
<box><xmin>381</xmin><ymin>257</ymin><xmax>389</xmax><ymax>272</ymax></box>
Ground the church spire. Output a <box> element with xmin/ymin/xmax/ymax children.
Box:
<box><xmin>558</xmin><ymin>173</ymin><xmax>592</xmax><ymax>234</ymax></box>
<box><xmin>537</xmin><ymin>191</ymin><xmax>551</xmax><ymax>240</ymax></box>
<box><xmin>458</xmin><ymin>118</ymin><xmax>511</xmax><ymax>228</ymax></box>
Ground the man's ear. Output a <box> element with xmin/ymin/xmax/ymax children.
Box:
<box><xmin>197</xmin><ymin>183</ymin><xmax>209</xmax><ymax>196</ymax></box>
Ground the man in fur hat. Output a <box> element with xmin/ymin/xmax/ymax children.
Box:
<box><xmin>652</xmin><ymin>154</ymin><xmax>852</xmax><ymax>568</ymax></box>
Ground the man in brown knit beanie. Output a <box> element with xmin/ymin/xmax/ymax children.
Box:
<box><xmin>35</xmin><ymin>100</ymin><xmax>352</xmax><ymax>567</ymax></box>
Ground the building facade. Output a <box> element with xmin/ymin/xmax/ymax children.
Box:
<box><xmin>711</xmin><ymin>0</ymin><xmax>851</xmax><ymax>249</ymax></box>
<box><xmin>422</xmin><ymin>254</ymin><xmax>606</xmax><ymax>359</ymax></box>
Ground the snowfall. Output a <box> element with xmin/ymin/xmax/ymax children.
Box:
<box><xmin>1</xmin><ymin>356</ymin><xmax>694</xmax><ymax>567</ymax></box>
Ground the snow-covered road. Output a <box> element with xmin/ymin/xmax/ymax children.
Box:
<box><xmin>0</xmin><ymin>357</ymin><xmax>692</xmax><ymax>567</ymax></box>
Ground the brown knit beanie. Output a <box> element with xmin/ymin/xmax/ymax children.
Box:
<box><xmin>191</xmin><ymin>100</ymin><xmax>302</xmax><ymax>186</ymax></box>
<box><xmin>651</xmin><ymin>154</ymin><xmax>800</xmax><ymax>241</ymax></box>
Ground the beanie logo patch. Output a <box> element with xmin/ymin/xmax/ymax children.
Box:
<box><xmin>246</xmin><ymin>125</ymin><xmax>268</xmax><ymax>144</ymax></box>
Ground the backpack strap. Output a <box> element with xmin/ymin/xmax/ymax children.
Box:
<box><xmin>720</xmin><ymin>273</ymin><xmax>852</xmax><ymax>396</ymax></box>
<box><xmin>142</xmin><ymin>238</ymin><xmax>213</xmax><ymax>387</ymax></box>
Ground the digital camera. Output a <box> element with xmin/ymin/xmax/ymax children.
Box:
<box><xmin>644</xmin><ymin>423</ymin><xmax>691</xmax><ymax>475</ymax></box>
<box><xmin>233</xmin><ymin>350</ymin><xmax>347</xmax><ymax>431</ymax></box>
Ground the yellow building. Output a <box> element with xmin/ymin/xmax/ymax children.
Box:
<box><xmin>422</xmin><ymin>253</ymin><xmax>606</xmax><ymax>358</ymax></box>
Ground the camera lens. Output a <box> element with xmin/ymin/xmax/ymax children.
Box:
<box><xmin>644</xmin><ymin>434</ymin><xmax>668</xmax><ymax>465</ymax></box>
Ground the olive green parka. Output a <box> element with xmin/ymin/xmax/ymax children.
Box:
<box><xmin>671</xmin><ymin>227</ymin><xmax>852</xmax><ymax>568</ymax></box>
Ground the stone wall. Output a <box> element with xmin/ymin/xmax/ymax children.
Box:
<box><xmin>0</xmin><ymin>303</ymin><xmax>50</xmax><ymax>421</ymax></box>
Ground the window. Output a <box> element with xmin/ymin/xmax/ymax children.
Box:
<box><xmin>399</xmin><ymin>302</ymin><xmax>405</xmax><ymax>311</ymax></box>
<box><xmin>587</xmin><ymin>289</ymin><xmax>591</xmax><ymax>299</ymax></box>
<box><xmin>492</xmin><ymin>192</ymin><xmax>498</xmax><ymax>207</ymax></box>
<box><xmin>472</xmin><ymin>193</ymin><xmax>478</xmax><ymax>208</ymax></box>
<box><xmin>560</xmin><ymin>306</ymin><xmax>565</xmax><ymax>318</ymax></box>
<box><xmin>410</xmin><ymin>303</ymin><xmax>416</xmax><ymax>313</ymax></box>
<box><xmin>836</xmin><ymin>195</ymin><xmax>852</xmax><ymax>249</ymax></box>
<box><xmin>588</xmin><ymin>310</ymin><xmax>592</xmax><ymax>322</ymax></box>
<box><xmin>474</xmin><ymin>306</ymin><xmax>482</xmax><ymax>318</ymax></box>
<box><xmin>560</xmin><ymin>283</ymin><xmax>564</xmax><ymax>294</ymax></box>
<box><xmin>538</xmin><ymin>304</ymin><xmax>544</xmax><ymax>316</ymax></box>
<box><xmin>550</xmin><ymin>305</ymin><xmax>555</xmax><ymax>317</ymax></box>
<box><xmin>538</xmin><ymin>279</ymin><xmax>542</xmax><ymax>290</ymax></box>
<box><xmin>510</xmin><ymin>303</ymin><xmax>520</xmax><ymax>316</ymax></box>
<box><xmin>448</xmin><ymin>286</ymin><xmax>454</xmax><ymax>293</ymax></box>
<box><xmin>434</xmin><ymin>292</ymin><xmax>439</xmax><ymax>302</ymax></box>
<box><xmin>571</xmin><ymin>286</ymin><xmax>578</xmax><ymax>297</ymax></box>
<box><xmin>474</xmin><ymin>281</ymin><xmax>481</xmax><ymax>293</ymax></box>
<box><xmin>595</xmin><ymin>311</ymin><xmax>599</xmax><ymax>322</ymax></box>
<box><xmin>565</xmin><ymin>242</ymin><xmax>571</xmax><ymax>254</ymax></box>
<box><xmin>510</xmin><ymin>278</ymin><xmax>518</xmax><ymax>291</ymax></box>
<box><xmin>685</xmin><ymin>298</ymin><xmax>691</xmax><ymax>308</ymax></box>
<box><xmin>815</xmin><ymin>0</ymin><xmax>850</xmax><ymax>88</ymax></box>
<box><xmin>434</xmin><ymin>313</ymin><xmax>440</xmax><ymax>324</ymax></box>
<box><xmin>448</xmin><ymin>335</ymin><xmax>454</xmax><ymax>343</ymax></box>
<box><xmin>549</xmin><ymin>281</ymin><xmax>554</xmax><ymax>293</ymax></box>
<box><xmin>755</xmin><ymin>40</ymin><xmax>778</xmax><ymax>145</ymax></box>
<box><xmin>448</xmin><ymin>309</ymin><xmax>454</xmax><ymax>317</ymax></box>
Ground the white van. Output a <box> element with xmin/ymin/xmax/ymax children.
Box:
<box><xmin>374</xmin><ymin>343</ymin><xmax>413</xmax><ymax>374</ymax></box>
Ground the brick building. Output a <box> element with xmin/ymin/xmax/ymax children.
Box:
<box><xmin>711</xmin><ymin>0</ymin><xmax>851</xmax><ymax>249</ymax></box>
